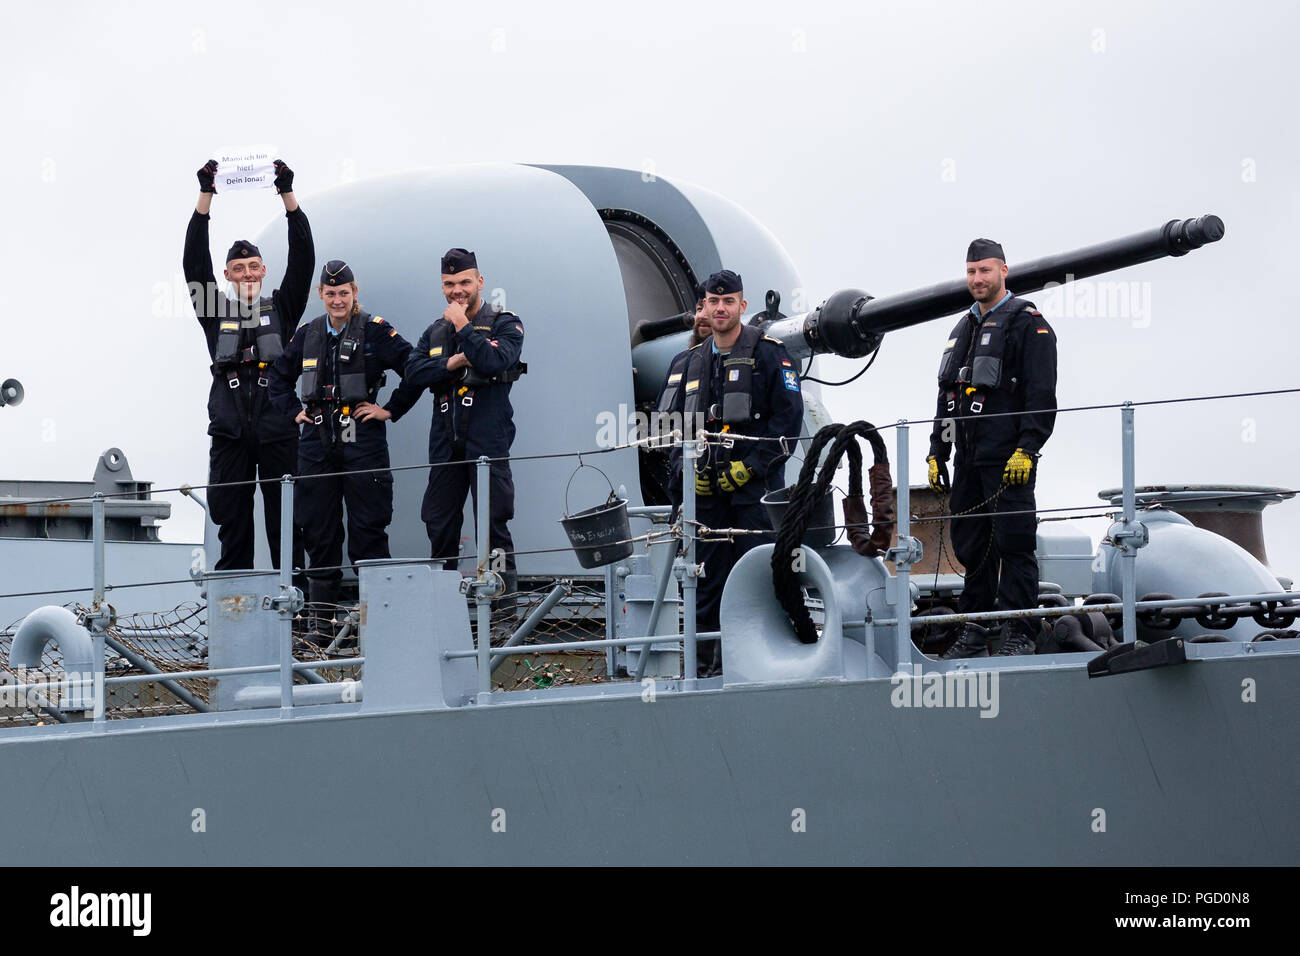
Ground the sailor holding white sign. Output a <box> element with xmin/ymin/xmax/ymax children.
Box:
<box><xmin>183</xmin><ymin>157</ymin><xmax>313</xmax><ymax>580</ymax></box>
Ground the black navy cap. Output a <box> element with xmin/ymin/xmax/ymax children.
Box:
<box><xmin>226</xmin><ymin>240</ymin><xmax>261</xmax><ymax>263</ymax></box>
<box><xmin>704</xmin><ymin>270</ymin><xmax>743</xmax><ymax>295</ymax></box>
<box><xmin>966</xmin><ymin>238</ymin><xmax>1006</xmax><ymax>262</ymax></box>
<box><xmin>320</xmin><ymin>259</ymin><xmax>354</xmax><ymax>286</ymax></box>
<box><xmin>441</xmin><ymin>247</ymin><xmax>478</xmax><ymax>274</ymax></box>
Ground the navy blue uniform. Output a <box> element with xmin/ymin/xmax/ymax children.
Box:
<box><xmin>267</xmin><ymin>311</ymin><xmax>421</xmax><ymax>593</ymax></box>
<box><xmin>183</xmin><ymin>208</ymin><xmax>313</xmax><ymax>574</ymax></box>
<box><xmin>929</xmin><ymin>294</ymin><xmax>1058</xmax><ymax>630</ymax></box>
<box><xmin>661</xmin><ymin>327</ymin><xmax>803</xmax><ymax>674</ymax></box>
<box><xmin>403</xmin><ymin>303</ymin><xmax>524</xmax><ymax>571</ymax></box>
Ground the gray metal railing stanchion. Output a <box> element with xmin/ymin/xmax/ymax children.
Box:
<box><xmin>633</xmin><ymin>535</ymin><xmax>679</xmax><ymax>683</ymax></box>
<box><xmin>1116</xmin><ymin>404</ymin><xmax>1147</xmax><ymax>643</ymax></box>
<box><xmin>278</xmin><ymin>475</ymin><xmax>295</xmax><ymax>714</ymax></box>
<box><xmin>682</xmin><ymin>438</ymin><xmax>699</xmax><ymax>683</ymax></box>
<box><xmin>476</xmin><ymin>456</ymin><xmax>492</xmax><ymax>697</ymax></box>
<box><xmin>90</xmin><ymin>493</ymin><xmax>107</xmax><ymax>724</ymax></box>
<box><xmin>893</xmin><ymin>424</ymin><xmax>915</xmax><ymax>669</ymax></box>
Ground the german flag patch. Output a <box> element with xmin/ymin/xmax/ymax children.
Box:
<box><xmin>1036</xmin><ymin>328</ymin><xmax>1050</xmax><ymax>334</ymax></box>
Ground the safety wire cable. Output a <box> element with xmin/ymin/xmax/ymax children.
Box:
<box><xmin>1</xmin><ymin>387</ymin><xmax>1296</xmax><ymax>600</ymax></box>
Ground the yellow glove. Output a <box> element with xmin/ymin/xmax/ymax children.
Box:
<box><xmin>694</xmin><ymin>468</ymin><xmax>713</xmax><ymax>496</ymax></box>
<box><xmin>716</xmin><ymin>460</ymin><xmax>753</xmax><ymax>493</ymax></box>
<box><xmin>926</xmin><ymin>455</ymin><xmax>950</xmax><ymax>494</ymax></box>
<box><xmin>1003</xmin><ymin>448</ymin><xmax>1034</xmax><ymax>485</ymax></box>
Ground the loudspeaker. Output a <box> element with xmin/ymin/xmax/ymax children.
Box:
<box><xmin>0</xmin><ymin>378</ymin><xmax>23</xmax><ymax>407</ymax></box>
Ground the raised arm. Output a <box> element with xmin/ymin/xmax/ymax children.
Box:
<box><xmin>273</xmin><ymin>160</ymin><xmax>315</xmax><ymax>324</ymax></box>
<box><xmin>183</xmin><ymin>160</ymin><xmax>219</xmax><ymax>310</ymax></box>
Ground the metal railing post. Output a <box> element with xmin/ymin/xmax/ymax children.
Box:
<box><xmin>682</xmin><ymin>438</ymin><xmax>699</xmax><ymax>683</ymax></box>
<box><xmin>893</xmin><ymin>424</ymin><xmax>914</xmax><ymax>668</ymax></box>
<box><xmin>633</xmin><ymin>534</ymin><xmax>679</xmax><ymax>683</ymax></box>
<box><xmin>90</xmin><ymin>493</ymin><xmax>106</xmax><ymax>724</ymax></box>
<box><xmin>1117</xmin><ymin>405</ymin><xmax>1145</xmax><ymax>643</ymax></box>
<box><xmin>476</xmin><ymin>456</ymin><xmax>492</xmax><ymax>696</ymax></box>
<box><xmin>279</xmin><ymin>474</ymin><xmax>295</xmax><ymax>714</ymax></box>
<box><xmin>604</xmin><ymin>562</ymin><xmax>617</xmax><ymax>677</ymax></box>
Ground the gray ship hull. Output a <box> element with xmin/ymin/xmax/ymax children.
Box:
<box><xmin>4</xmin><ymin>652</ymin><xmax>1295</xmax><ymax>866</ymax></box>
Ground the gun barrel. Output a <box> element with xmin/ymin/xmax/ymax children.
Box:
<box><xmin>769</xmin><ymin>215</ymin><xmax>1224</xmax><ymax>362</ymax></box>
<box><xmin>859</xmin><ymin>215</ymin><xmax>1224</xmax><ymax>335</ymax></box>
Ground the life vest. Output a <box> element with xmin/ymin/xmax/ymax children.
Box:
<box><xmin>426</xmin><ymin>311</ymin><xmax>525</xmax><ymax>438</ymax></box>
<box><xmin>656</xmin><ymin>349</ymin><xmax>692</xmax><ymax>415</ymax></box>
<box><xmin>212</xmin><ymin>296</ymin><xmax>283</xmax><ymax>390</ymax></box>
<box><xmin>298</xmin><ymin>310</ymin><xmax>372</xmax><ymax>409</ymax></box>
<box><xmin>682</xmin><ymin>324</ymin><xmax>763</xmax><ymax>425</ymax></box>
<box><xmin>936</xmin><ymin>297</ymin><xmax>1032</xmax><ymax>415</ymax></box>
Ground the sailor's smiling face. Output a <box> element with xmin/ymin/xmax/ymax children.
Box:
<box><xmin>319</xmin><ymin>282</ymin><xmax>356</xmax><ymax>321</ymax></box>
<box><xmin>705</xmin><ymin>291</ymin><xmax>745</xmax><ymax>334</ymax></box>
<box><xmin>966</xmin><ymin>257</ymin><xmax>1008</xmax><ymax>305</ymax></box>
<box><xmin>442</xmin><ymin>269</ymin><xmax>484</xmax><ymax>312</ymax></box>
<box><xmin>224</xmin><ymin>256</ymin><xmax>266</xmax><ymax>303</ymax></box>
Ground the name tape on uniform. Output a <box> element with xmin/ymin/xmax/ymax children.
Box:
<box><xmin>213</xmin><ymin>144</ymin><xmax>278</xmax><ymax>192</ymax></box>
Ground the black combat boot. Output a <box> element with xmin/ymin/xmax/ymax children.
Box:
<box><xmin>994</xmin><ymin>621</ymin><xmax>1038</xmax><ymax>656</ymax></box>
<box><xmin>939</xmin><ymin>623</ymin><xmax>990</xmax><ymax>659</ymax></box>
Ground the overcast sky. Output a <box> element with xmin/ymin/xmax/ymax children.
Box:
<box><xmin>3</xmin><ymin>0</ymin><xmax>1297</xmax><ymax>575</ymax></box>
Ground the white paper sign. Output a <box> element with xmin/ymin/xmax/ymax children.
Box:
<box><xmin>213</xmin><ymin>144</ymin><xmax>278</xmax><ymax>191</ymax></box>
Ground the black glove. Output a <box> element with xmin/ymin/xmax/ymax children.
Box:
<box><xmin>273</xmin><ymin>159</ymin><xmax>294</xmax><ymax>194</ymax></box>
<box><xmin>197</xmin><ymin>159</ymin><xmax>218</xmax><ymax>194</ymax></box>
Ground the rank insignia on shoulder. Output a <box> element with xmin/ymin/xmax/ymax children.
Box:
<box><xmin>782</xmin><ymin>369</ymin><xmax>800</xmax><ymax>391</ymax></box>
<box><xmin>430</xmin><ymin>347</ymin><xmax>443</xmax><ymax>357</ymax></box>
<box><xmin>684</xmin><ymin>379</ymin><xmax>699</xmax><ymax>393</ymax></box>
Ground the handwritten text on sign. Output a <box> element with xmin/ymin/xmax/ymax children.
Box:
<box><xmin>214</xmin><ymin>145</ymin><xmax>277</xmax><ymax>191</ymax></box>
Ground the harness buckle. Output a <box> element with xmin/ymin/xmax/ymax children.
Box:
<box><xmin>969</xmin><ymin>400</ymin><xmax>983</xmax><ymax>414</ymax></box>
<box><xmin>257</xmin><ymin>376</ymin><xmax>269</xmax><ymax>387</ymax></box>
<box><xmin>227</xmin><ymin>377</ymin><xmax>240</xmax><ymax>389</ymax></box>
<box><xmin>462</xmin><ymin>395</ymin><xmax>474</xmax><ymax>407</ymax></box>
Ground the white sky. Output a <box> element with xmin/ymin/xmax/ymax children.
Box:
<box><xmin>3</xmin><ymin>0</ymin><xmax>1298</xmax><ymax>574</ymax></box>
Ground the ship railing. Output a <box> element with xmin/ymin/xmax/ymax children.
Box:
<box><xmin>3</xmin><ymin>387</ymin><xmax>1298</xmax><ymax>722</ymax></box>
